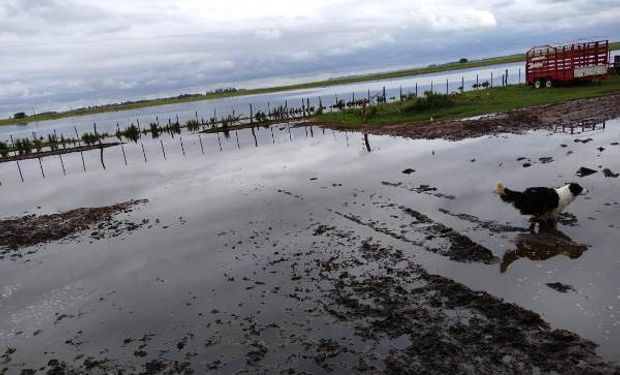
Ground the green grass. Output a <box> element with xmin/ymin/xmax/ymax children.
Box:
<box><xmin>2</xmin><ymin>41</ymin><xmax>618</xmax><ymax>127</ymax></box>
<box><xmin>316</xmin><ymin>74</ymin><xmax>620</xmax><ymax>127</ymax></box>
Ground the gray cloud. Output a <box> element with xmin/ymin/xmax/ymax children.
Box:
<box><xmin>0</xmin><ymin>0</ymin><xmax>619</xmax><ymax>117</ymax></box>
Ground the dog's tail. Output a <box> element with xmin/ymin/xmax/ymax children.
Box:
<box><xmin>496</xmin><ymin>181</ymin><xmax>518</xmax><ymax>203</ymax></box>
<box><xmin>496</xmin><ymin>181</ymin><xmax>507</xmax><ymax>196</ymax></box>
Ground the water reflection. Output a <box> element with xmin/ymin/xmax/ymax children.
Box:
<box><xmin>500</xmin><ymin>225</ymin><xmax>589</xmax><ymax>273</ymax></box>
<box><xmin>0</xmin><ymin>125</ymin><xmax>371</xmax><ymax>184</ymax></box>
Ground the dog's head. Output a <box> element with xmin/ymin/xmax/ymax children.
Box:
<box><xmin>568</xmin><ymin>183</ymin><xmax>584</xmax><ymax>197</ymax></box>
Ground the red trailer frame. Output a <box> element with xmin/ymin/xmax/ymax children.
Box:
<box><xmin>526</xmin><ymin>40</ymin><xmax>609</xmax><ymax>88</ymax></box>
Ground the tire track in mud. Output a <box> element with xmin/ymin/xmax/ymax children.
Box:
<box><xmin>437</xmin><ymin>208</ymin><xmax>529</xmax><ymax>233</ymax></box>
<box><xmin>381</xmin><ymin>181</ymin><xmax>456</xmax><ymax>200</ymax></box>
<box><xmin>330</xmin><ymin>200</ymin><xmax>499</xmax><ymax>264</ymax></box>
<box><xmin>306</xmin><ymin>232</ymin><xmax>620</xmax><ymax>374</ymax></box>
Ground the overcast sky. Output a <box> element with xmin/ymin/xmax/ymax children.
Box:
<box><xmin>1</xmin><ymin>0</ymin><xmax>619</xmax><ymax>116</ymax></box>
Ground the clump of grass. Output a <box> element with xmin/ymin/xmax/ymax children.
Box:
<box><xmin>0</xmin><ymin>141</ymin><xmax>9</xmax><ymax>157</ymax></box>
<box><xmin>401</xmin><ymin>91</ymin><xmax>454</xmax><ymax>114</ymax></box>
<box><xmin>186</xmin><ymin>119</ymin><xmax>200</xmax><ymax>131</ymax></box>
<box><xmin>316</xmin><ymin>74</ymin><xmax>620</xmax><ymax>127</ymax></box>
<box><xmin>254</xmin><ymin>111</ymin><xmax>268</xmax><ymax>124</ymax></box>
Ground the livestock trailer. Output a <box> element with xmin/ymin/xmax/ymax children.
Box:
<box><xmin>526</xmin><ymin>40</ymin><xmax>609</xmax><ymax>88</ymax></box>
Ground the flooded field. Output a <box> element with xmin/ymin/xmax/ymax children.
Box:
<box><xmin>0</xmin><ymin>61</ymin><xmax>526</xmax><ymax>139</ymax></box>
<box><xmin>1</xmin><ymin>119</ymin><xmax>620</xmax><ymax>373</ymax></box>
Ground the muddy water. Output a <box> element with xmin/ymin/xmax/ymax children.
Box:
<box><xmin>1</xmin><ymin>119</ymin><xmax>619</xmax><ymax>371</ymax></box>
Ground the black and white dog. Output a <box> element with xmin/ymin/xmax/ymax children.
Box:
<box><xmin>496</xmin><ymin>181</ymin><xmax>584</xmax><ymax>221</ymax></box>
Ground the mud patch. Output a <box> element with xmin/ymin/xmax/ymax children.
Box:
<box><xmin>438</xmin><ymin>208</ymin><xmax>528</xmax><ymax>233</ymax></box>
<box><xmin>320</xmin><ymin>94</ymin><xmax>620</xmax><ymax>141</ymax></box>
<box><xmin>381</xmin><ymin>181</ymin><xmax>455</xmax><ymax>200</ymax></box>
<box><xmin>602</xmin><ymin>168</ymin><xmax>619</xmax><ymax>178</ymax></box>
<box><xmin>323</xmin><ymin>241</ymin><xmax>618</xmax><ymax>374</ymax></box>
<box><xmin>547</xmin><ymin>282</ymin><xmax>576</xmax><ymax>293</ymax></box>
<box><xmin>576</xmin><ymin>167</ymin><xmax>598</xmax><ymax>177</ymax></box>
<box><xmin>0</xmin><ymin>199</ymin><xmax>148</xmax><ymax>255</ymax></box>
<box><xmin>337</xmin><ymin>202</ymin><xmax>498</xmax><ymax>264</ymax></box>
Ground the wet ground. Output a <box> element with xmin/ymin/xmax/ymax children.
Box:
<box><xmin>1</xmin><ymin>118</ymin><xmax>619</xmax><ymax>373</ymax></box>
<box><xmin>348</xmin><ymin>94</ymin><xmax>620</xmax><ymax>141</ymax></box>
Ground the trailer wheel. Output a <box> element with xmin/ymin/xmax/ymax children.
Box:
<box><xmin>534</xmin><ymin>80</ymin><xmax>542</xmax><ymax>89</ymax></box>
<box><xmin>545</xmin><ymin>80</ymin><xmax>553</xmax><ymax>88</ymax></box>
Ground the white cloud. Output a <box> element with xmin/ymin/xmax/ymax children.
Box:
<box><xmin>411</xmin><ymin>5</ymin><xmax>497</xmax><ymax>31</ymax></box>
<box><xmin>0</xmin><ymin>0</ymin><xmax>618</xmax><ymax>116</ymax></box>
<box><xmin>255</xmin><ymin>29</ymin><xmax>282</xmax><ymax>40</ymax></box>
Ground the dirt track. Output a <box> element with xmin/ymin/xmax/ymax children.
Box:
<box><xmin>324</xmin><ymin>93</ymin><xmax>620</xmax><ymax>141</ymax></box>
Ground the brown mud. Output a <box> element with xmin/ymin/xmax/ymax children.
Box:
<box><xmin>320</xmin><ymin>94</ymin><xmax>620</xmax><ymax>141</ymax></box>
<box><xmin>324</xmin><ymin>241</ymin><xmax>618</xmax><ymax>375</ymax></box>
<box><xmin>0</xmin><ymin>199</ymin><xmax>148</xmax><ymax>256</ymax></box>
<box><xmin>5</xmin><ymin>225</ymin><xmax>618</xmax><ymax>374</ymax></box>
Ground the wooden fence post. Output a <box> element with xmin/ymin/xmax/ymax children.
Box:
<box><xmin>160</xmin><ymin>139</ymin><xmax>166</xmax><ymax>160</ymax></box>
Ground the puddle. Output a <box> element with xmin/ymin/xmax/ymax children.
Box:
<box><xmin>0</xmin><ymin>119</ymin><xmax>619</xmax><ymax>372</ymax></box>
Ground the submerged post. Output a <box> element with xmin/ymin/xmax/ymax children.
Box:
<box><xmin>59</xmin><ymin>154</ymin><xmax>66</xmax><ymax>175</ymax></box>
<box><xmin>74</xmin><ymin>126</ymin><xmax>81</xmax><ymax>146</ymax></box>
<box><xmin>160</xmin><ymin>139</ymin><xmax>166</xmax><ymax>160</ymax></box>
<box><xmin>121</xmin><ymin>143</ymin><xmax>128</xmax><ymax>165</ymax></box>
<box><xmin>80</xmin><ymin>151</ymin><xmax>86</xmax><ymax>172</ymax></box>
<box><xmin>491</xmin><ymin>72</ymin><xmax>493</xmax><ymax>87</ymax></box>
<box><xmin>38</xmin><ymin>157</ymin><xmax>45</xmax><ymax>179</ymax></box>
<box><xmin>9</xmin><ymin>134</ymin><xmax>24</xmax><ymax>182</ymax></box>
<box><xmin>16</xmin><ymin>160</ymin><xmax>24</xmax><ymax>182</ymax></box>
<box><xmin>198</xmin><ymin>134</ymin><xmax>204</xmax><ymax>154</ymax></box>
<box><xmin>249</xmin><ymin>104</ymin><xmax>254</xmax><ymax>125</ymax></box>
<box><xmin>446</xmin><ymin>79</ymin><xmax>449</xmax><ymax>94</ymax></box>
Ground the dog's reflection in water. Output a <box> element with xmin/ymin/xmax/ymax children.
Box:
<box><xmin>500</xmin><ymin>222</ymin><xmax>589</xmax><ymax>273</ymax></box>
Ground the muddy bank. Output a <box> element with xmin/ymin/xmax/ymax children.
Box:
<box><xmin>320</xmin><ymin>93</ymin><xmax>620</xmax><ymax>141</ymax></box>
<box><xmin>319</xmin><ymin>239</ymin><xmax>618</xmax><ymax>374</ymax></box>
<box><xmin>5</xmin><ymin>229</ymin><xmax>618</xmax><ymax>374</ymax></box>
<box><xmin>0</xmin><ymin>142</ymin><xmax>121</xmax><ymax>164</ymax></box>
<box><xmin>0</xmin><ymin>199</ymin><xmax>148</xmax><ymax>255</ymax></box>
